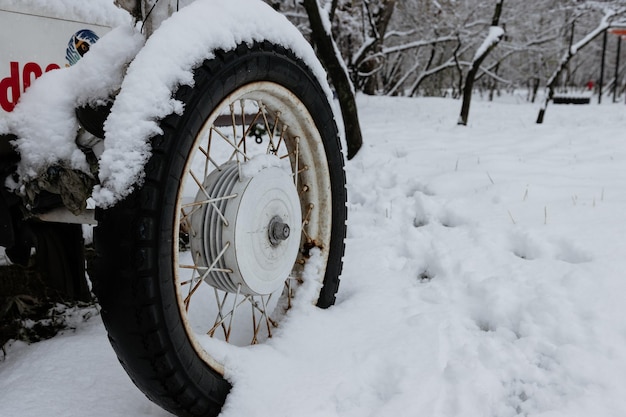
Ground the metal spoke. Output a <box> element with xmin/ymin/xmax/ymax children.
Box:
<box><xmin>183</xmin><ymin>268</ymin><xmax>210</xmax><ymax>311</ymax></box>
<box><xmin>210</xmin><ymin>125</ymin><xmax>250</xmax><ymax>160</ymax></box>
<box><xmin>239</xmin><ymin>100</ymin><xmax>247</xmax><ymax>158</ymax></box>
<box><xmin>271</xmin><ymin>112</ymin><xmax>281</xmax><ymax>143</ymax></box>
<box><xmin>293</xmin><ymin>165</ymin><xmax>308</xmax><ymax>179</ymax></box>
<box><xmin>208</xmin><ymin>289</ymin><xmax>251</xmax><ymax>341</ymax></box>
<box><xmin>250</xmin><ymin>299</ymin><xmax>258</xmax><ymax>344</ymax></box>
<box><xmin>180</xmin><ymin>205</ymin><xmax>200</xmax><ymax>227</ymax></box>
<box><xmin>301</xmin><ymin>203</ymin><xmax>315</xmax><ymax>244</ymax></box>
<box><xmin>259</xmin><ymin>102</ymin><xmax>278</xmax><ymax>154</ymax></box>
<box><xmin>233</xmin><ymin>106</ymin><xmax>262</xmax><ymax>152</ymax></box>
<box><xmin>239</xmin><ymin>112</ymin><xmax>262</xmax><ymax>145</ymax></box>
<box><xmin>247</xmin><ymin>294</ymin><xmax>278</xmax><ymax>345</ymax></box>
<box><xmin>225</xmin><ymin>285</ymin><xmax>242</xmax><ymax>342</ymax></box>
<box><xmin>275</xmin><ymin>123</ymin><xmax>287</xmax><ymax>153</ymax></box>
<box><xmin>260</xmin><ymin>295</ymin><xmax>273</xmax><ymax>338</ymax></box>
<box><xmin>181</xmin><ymin>194</ymin><xmax>238</xmax><ymax>210</ymax></box>
<box><xmin>182</xmin><ymin>242</ymin><xmax>231</xmax><ymax>310</ymax></box>
<box><xmin>210</xmin><ymin>289</ymin><xmax>230</xmax><ymax>339</ymax></box>
<box><xmin>199</xmin><ymin>144</ymin><xmax>221</xmax><ymax>174</ymax></box>
<box><xmin>189</xmin><ymin>170</ymin><xmax>230</xmax><ymax>226</ymax></box>
<box><xmin>229</xmin><ymin>103</ymin><xmax>242</xmax><ymax>167</ymax></box>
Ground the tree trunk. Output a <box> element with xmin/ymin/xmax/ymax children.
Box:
<box><xmin>530</xmin><ymin>77</ymin><xmax>540</xmax><ymax>103</ymax></box>
<box><xmin>488</xmin><ymin>62</ymin><xmax>500</xmax><ymax>101</ymax></box>
<box><xmin>302</xmin><ymin>0</ymin><xmax>363</xmax><ymax>160</ymax></box>
<box><xmin>614</xmin><ymin>36</ymin><xmax>621</xmax><ymax>103</ymax></box>
<box><xmin>458</xmin><ymin>0</ymin><xmax>504</xmax><ymax>126</ymax></box>
<box><xmin>599</xmin><ymin>29</ymin><xmax>607</xmax><ymax>104</ymax></box>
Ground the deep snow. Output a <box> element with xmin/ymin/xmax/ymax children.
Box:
<box><xmin>2</xmin><ymin>94</ymin><xmax>626</xmax><ymax>417</ymax></box>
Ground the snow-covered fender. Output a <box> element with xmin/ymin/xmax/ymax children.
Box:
<box><xmin>3</xmin><ymin>25</ymin><xmax>145</xmax><ymax>214</ymax></box>
<box><xmin>0</xmin><ymin>2</ymin><xmax>136</xmax><ymax>215</ymax></box>
<box><xmin>94</xmin><ymin>0</ymin><xmax>335</xmax><ymax>207</ymax></box>
<box><xmin>0</xmin><ymin>3</ymin><xmax>127</xmax><ymax>244</ymax></box>
<box><xmin>3</xmin><ymin>0</ymin><xmax>335</xmax><ymax>213</ymax></box>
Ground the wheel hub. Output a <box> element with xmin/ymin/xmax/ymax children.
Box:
<box><xmin>190</xmin><ymin>160</ymin><xmax>302</xmax><ymax>296</ymax></box>
<box><xmin>268</xmin><ymin>215</ymin><xmax>290</xmax><ymax>246</ymax></box>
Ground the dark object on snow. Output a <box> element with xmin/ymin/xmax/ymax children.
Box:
<box><xmin>552</xmin><ymin>95</ymin><xmax>591</xmax><ymax>105</ymax></box>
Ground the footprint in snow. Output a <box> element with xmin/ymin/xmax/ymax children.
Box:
<box><xmin>509</xmin><ymin>231</ymin><xmax>592</xmax><ymax>264</ymax></box>
<box><xmin>411</xmin><ymin>193</ymin><xmax>466</xmax><ymax>229</ymax></box>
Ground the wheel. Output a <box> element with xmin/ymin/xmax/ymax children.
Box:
<box><xmin>92</xmin><ymin>41</ymin><xmax>346</xmax><ymax>417</ymax></box>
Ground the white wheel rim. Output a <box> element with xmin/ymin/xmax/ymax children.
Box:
<box><xmin>173</xmin><ymin>82</ymin><xmax>333</xmax><ymax>374</ymax></box>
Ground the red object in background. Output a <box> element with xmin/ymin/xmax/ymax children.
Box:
<box><xmin>586</xmin><ymin>80</ymin><xmax>594</xmax><ymax>90</ymax></box>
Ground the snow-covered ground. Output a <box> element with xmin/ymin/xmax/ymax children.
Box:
<box><xmin>2</xmin><ymin>94</ymin><xmax>626</xmax><ymax>417</ymax></box>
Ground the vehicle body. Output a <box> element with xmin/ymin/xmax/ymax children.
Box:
<box><xmin>0</xmin><ymin>7</ymin><xmax>111</xmax><ymax>112</ymax></box>
<box><xmin>0</xmin><ymin>1</ymin><xmax>347</xmax><ymax>416</ymax></box>
<box><xmin>0</xmin><ymin>5</ymin><xmax>112</xmax><ymax>238</ymax></box>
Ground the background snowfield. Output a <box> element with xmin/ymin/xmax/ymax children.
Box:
<box><xmin>2</xmin><ymin>95</ymin><xmax>626</xmax><ymax>417</ymax></box>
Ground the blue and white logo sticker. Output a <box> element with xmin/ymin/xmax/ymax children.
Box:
<box><xmin>65</xmin><ymin>29</ymin><xmax>99</xmax><ymax>66</ymax></box>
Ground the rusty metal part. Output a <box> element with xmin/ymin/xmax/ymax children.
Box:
<box><xmin>34</xmin><ymin>207</ymin><xmax>97</xmax><ymax>225</ymax></box>
<box><xmin>23</xmin><ymin>166</ymin><xmax>96</xmax><ymax>216</ymax></box>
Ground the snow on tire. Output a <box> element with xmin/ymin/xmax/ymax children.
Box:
<box><xmin>91</xmin><ymin>41</ymin><xmax>346</xmax><ymax>417</ymax></box>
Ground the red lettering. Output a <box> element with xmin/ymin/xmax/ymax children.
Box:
<box><xmin>1</xmin><ymin>61</ymin><xmax>61</xmax><ymax>112</ymax></box>
<box><xmin>1</xmin><ymin>62</ymin><xmax>20</xmax><ymax>112</ymax></box>
<box><xmin>22</xmin><ymin>62</ymin><xmax>43</xmax><ymax>91</ymax></box>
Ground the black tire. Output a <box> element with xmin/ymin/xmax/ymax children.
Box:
<box><xmin>92</xmin><ymin>42</ymin><xmax>346</xmax><ymax>417</ymax></box>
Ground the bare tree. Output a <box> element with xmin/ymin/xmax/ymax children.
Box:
<box><xmin>383</xmin><ymin>35</ymin><xmax>465</xmax><ymax>96</ymax></box>
<box><xmin>537</xmin><ymin>4</ymin><xmax>626</xmax><ymax>124</ymax></box>
<box><xmin>270</xmin><ymin>0</ymin><xmax>626</xmax><ymax>108</ymax></box>
<box><xmin>351</xmin><ymin>0</ymin><xmax>397</xmax><ymax>94</ymax></box>
<box><xmin>375</xmin><ymin>0</ymin><xmax>500</xmax><ymax>97</ymax></box>
<box><xmin>458</xmin><ymin>0</ymin><xmax>505</xmax><ymax>126</ymax></box>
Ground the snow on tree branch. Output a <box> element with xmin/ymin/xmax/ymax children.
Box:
<box><xmin>537</xmin><ymin>4</ymin><xmax>626</xmax><ymax>124</ymax></box>
<box><xmin>382</xmin><ymin>35</ymin><xmax>458</xmax><ymax>56</ymax></box>
<box><xmin>473</xmin><ymin>26</ymin><xmax>505</xmax><ymax>62</ymax></box>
